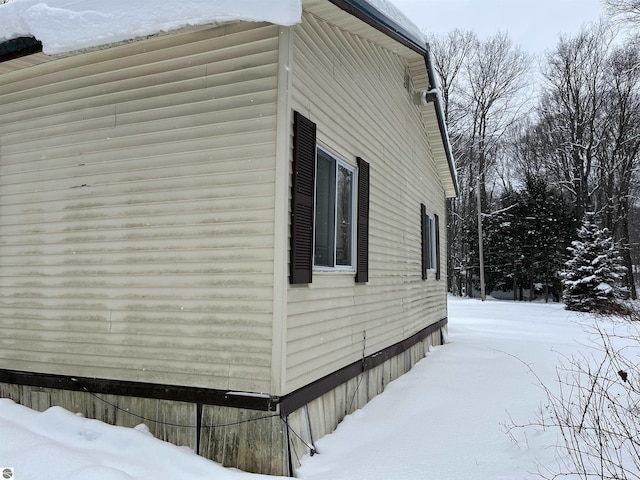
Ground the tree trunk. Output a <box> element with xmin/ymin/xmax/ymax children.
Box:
<box><xmin>544</xmin><ymin>264</ymin><xmax>549</xmax><ymax>303</ymax></box>
<box><xmin>620</xmin><ymin>212</ymin><xmax>637</xmax><ymax>300</ymax></box>
<box><xmin>529</xmin><ymin>274</ymin><xmax>534</xmax><ymax>302</ymax></box>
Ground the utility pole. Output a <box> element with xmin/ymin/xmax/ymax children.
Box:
<box><xmin>476</xmin><ymin>178</ymin><xmax>486</xmax><ymax>301</ymax></box>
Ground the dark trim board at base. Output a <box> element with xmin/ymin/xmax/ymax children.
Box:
<box><xmin>0</xmin><ymin>318</ymin><xmax>446</xmax><ymax>416</ymax></box>
<box><xmin>0</xmin><ymin>370</ymin><xmax>279</xmax><ymax>412</ymax></box>
<box><xmin>279</xmin><ymin>318</ymin><xmax>447</xmax><ymax>415</ymax></box>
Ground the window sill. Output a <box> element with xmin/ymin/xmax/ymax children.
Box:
<box><xmin>313</xmin><ymin>268</ymin><xmax>355</xmax><ymax>275</ymax></box>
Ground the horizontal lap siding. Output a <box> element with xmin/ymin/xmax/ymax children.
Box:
<box><xmin>286</xmin><ymin>14</ymin><xmax>446</xmax><ymax>392</ymax></box>
<box><xmin>0</xmin><ymin>23</ymin><xmax>280</xmax><ymax>392</ymax></box>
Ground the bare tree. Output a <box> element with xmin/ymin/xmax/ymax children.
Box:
<box><xmin>460</xmin><ymin>33</ymin><xmax>529</xmax><ymax>298</ymax></box>
<box><xmin>427</xmin><ymin>29</ymin><xmax>477</xmax><ymax>130</ymax></box>
<box><xmin>596</xmin><ymin>36</ymin><xmax>640</xmax><ymax>298</ymax></box>
<box><xmin>430</xmin><ymin>17</ymin><xmax>640</xmax><ymax>299</ymax></box>
<box><xmin>508</xmin><ymin>119</ymin><xmax>555</xmax><ymax>184</ymax></box>
<box><xmin>536</xmin><ymin>22</ymin><xmax>639</xmax><ymax>297</ymax></box>
<box><xmin>429</xmin><ymin>31</ymin><xmax>530</xmax><ymax>296</ymax></box>
<box><xmin>428</xmin><ymin>30</ymin><xmax>478</xmax><ymax>295</ymax></box>
<box><xmin>537</xmin><ymin>22</ymin><xmax>614</xmax><ymax>220</ymax></box>
<box><xmin>603</xmin><ymin>0</ymin><xmax>640</xmax><ymax>25</ymax></box>
<box><xmin>463</xmin><ymin>32</ymin><xmax>530</xmax><ymax>209</ymax></box>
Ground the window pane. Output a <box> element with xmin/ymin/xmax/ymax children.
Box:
<box><xmin>336</xmin><ymin>164</ymin><xmax>353</xmax><ymax>266</ymax></box>
<box><xmin>314</xmin><ymin>151</ymin><xmax>336</xmax><ymax>267</ymax></box>
<box><xmin>426</xmin><ymin>216</ymin><xmax>436</xmax><ymax>270</ymax></box>
<box><xmin>430</xmin><ymin>217</ymin><xmax>437</xmax><ymax>270</ymax></box>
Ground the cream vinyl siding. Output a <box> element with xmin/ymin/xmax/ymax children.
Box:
<box><xmin>0</xmin><ymin>52</ymin><xmax>52</xmax><ymax>76</ymax></box>
<box><xmin>286</xmin><ymin>13</ymin><xmax>447</xmax><ymax>392</ymax></box>
<box><xmin>0</xmin><ymin>23</ymin><xmax>280</xmax><ymax>392</ymax></box>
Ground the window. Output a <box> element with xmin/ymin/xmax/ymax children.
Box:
<box><xmin>290</xmin><ymin>112</ymin><xmax>369</xmax><ymax>284</ymax></box>
<box><xmin>314</xmin><ymin>149</ymin><xmax>355</xmax><ymax>269</ymax></box>
<box><xmin>426</xmin><ymin>214</ymin><xmax>436</xmax><ymax>269</ymax></box>
<box><xmin>421</xmin><ymin>205</ymin><xmax>441</xmax><ymax>280</ymax></box>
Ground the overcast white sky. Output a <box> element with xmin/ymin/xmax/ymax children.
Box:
<box><xmin>388</xmin><ymin>0</ymin><xmax>605</xmax><ymax>54</ymax></box>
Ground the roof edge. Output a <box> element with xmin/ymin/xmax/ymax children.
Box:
<box><xmin>326</xmin><ymin>0</ymin><xmax>427</xmax><ymax>55</ymax></box>
<box><xmin>326</xmin><ymin>0</ymin><xmax>458</xmax><ymax>197</ymax></box>
<box><xmin>424</xmin><ymin>47</ymin><xmax>459</xmax><ymax>197</ymax></box>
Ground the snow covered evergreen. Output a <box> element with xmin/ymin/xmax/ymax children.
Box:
<box><xmin>562</xmin><ymin>214</ymin><xmax>627</xmax><ymax>312</ymax></box>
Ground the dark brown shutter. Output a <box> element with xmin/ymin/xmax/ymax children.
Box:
<box><xmin>355</xmin><ymin>157</ymin><xmax>370</xmax><ymax>283</ymax></box>
<box><xmin>290</xmin><ymin>112</ymin><xmax>316</xmax><ymax>284</ymax></box>
<box><xmin>435</xmin><ymin>213</ymin><xmax>441</xmax><ymax>280</ymax></box>
<box><xmin>421</xmin><ymin>204</ymin><xmax>428</xmax><ymax>280</ymax></box>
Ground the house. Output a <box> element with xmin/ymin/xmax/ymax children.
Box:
<box><xmin>0</xmin><ymin>0</ymin><xmax>458</xmax><ymax>475</ymax></box>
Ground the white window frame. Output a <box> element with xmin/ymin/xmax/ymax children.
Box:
<box><xmin>313</xmin><ymin>146</ymin><xmax>357</xmax><ymax>272</ymax></box>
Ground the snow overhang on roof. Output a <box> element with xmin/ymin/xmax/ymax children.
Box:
<box><xmin>0</xmin><ymin>0</ymin><xmax>302</xmax><ymax>55</ymax></box>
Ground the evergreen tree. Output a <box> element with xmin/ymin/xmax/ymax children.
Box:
<box><xmin>483</xmin><ymin>187</ymin><xmax>526</xmax><ymax>296</ymax></box>
<box><xmin>562</xmin><ymin>215</ymin><xmax>628</xmax><ymax>312</ymax></box>
<box><xmin>517</xmin><ymin>175</ymin><xmax>576</xmax><ymax>301</ymax></box>
<box><xmin>483</xmin><ymin>174</ymin><xmax>575</xmax><ymax>301</ymax></box>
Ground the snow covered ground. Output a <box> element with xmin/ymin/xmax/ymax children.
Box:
<box><xmin>0</xmin><ymin>297</ymin><xmax>627</xmax><ymax>479</ymax></box>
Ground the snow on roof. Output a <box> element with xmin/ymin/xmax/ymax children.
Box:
<box><xmin>0</xmin><ymin>0</ymin><xmax>303</xmax><ymax>55</ymax></box>
<box><xmin>0</xmin><ymin>0</ymin><xmax>425</xmax><ymax>56</ymax></box>
<box><xmin>359</xmin><ymin>0</ymin><xmax>426</xmax><ymax>46</ymax></box>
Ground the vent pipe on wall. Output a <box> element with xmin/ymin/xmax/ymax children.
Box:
<box><xmin>413</xmin><ymin>88</ymin><xmax>438</xmax><ymax>106</ymax></box>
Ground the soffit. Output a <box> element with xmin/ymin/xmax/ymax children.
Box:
<box><xmin>302</xmin><ymin>0</ymin><xmax>457</xmax><ymax>198</ymax></box>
